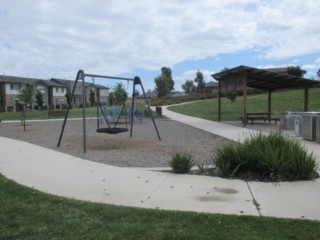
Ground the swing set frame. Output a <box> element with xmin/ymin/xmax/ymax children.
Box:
<box><xmin>57</xmin><ymin>69</ymin><xmax>161</xmax><ymax>153</ymax></box>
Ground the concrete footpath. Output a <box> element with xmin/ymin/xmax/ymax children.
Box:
<box><xmin>1</xmin><ymin>107</ymin><xmax>320</xmax><ymax>221</ymax></box>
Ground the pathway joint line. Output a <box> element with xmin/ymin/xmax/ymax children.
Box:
<box><xmin>140</xmin><ymin>172</ymin><xmax>172</xmax><ymax>206</ymax></box>
<box><xmin>246</xmin><ymin>181</ymin><xmax>262</xmax><ymax>217</ymax></box>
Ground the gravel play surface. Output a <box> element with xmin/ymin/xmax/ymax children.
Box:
<box><xmin>0</xmin><ymin>118</ymin><xmax>228</xmax><ymax>167</ymax></box>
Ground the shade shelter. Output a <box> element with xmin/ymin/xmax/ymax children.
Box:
<box><xmin>211</xmin><ymin>65</ymin><xmax>320</xmax><ymax>125</ymax></box>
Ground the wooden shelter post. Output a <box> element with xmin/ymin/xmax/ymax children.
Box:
<box><xmin>218</xmin><ymin>80</ymin><xmax>221</xmax><ymax>121</ymax></box>
<box><xmin>304</xmin><ymin>87</ymin><xmax>309</xmax><ymax>112</ymax></box>
<box><xmin>268</xmin><ymin>90</ymin><xmax>272</xmax><ymax>114</ymax></box>
<box><xmin>242</xmin><ymin>73</ymin><xmax>248</xmax><ymax>126</ymax></box>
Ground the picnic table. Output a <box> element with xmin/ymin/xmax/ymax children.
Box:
<box><xmin>48</xmin><ymin>110</ymin><xmax>67</xmax><ymax>118</ymax></box>
<box><xmin>241</xmin><ymin>112</ymin><xmax>280</xmax><ymax>125</ymax></box>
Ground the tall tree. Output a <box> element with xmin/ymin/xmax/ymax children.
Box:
<box><xmin>194</xmin><ymin>70</ymin><xmax>205</xmax><ymax>92</ymax></box>
<box><xmin>17</xmin><ymin>82</ymin><xmax>37</xmax><ymax>108</ymax></box>
<box><xmin>182</xmin><ymin>80</ymin><xmax>195</xmax><ymax>94</ymax></box>
<box><xmin>154</xmin><ymin>67</ymin><xmax>174</xmax><ymax>98</ymax></box>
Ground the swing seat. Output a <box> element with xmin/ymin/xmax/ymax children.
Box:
<box><xmin>96</xmin><ymin>127</ymin><xmax>128</xmax><ymax>134</ymax></box>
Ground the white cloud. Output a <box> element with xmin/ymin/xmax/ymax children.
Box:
<box><xmin>303</xmin><ymin>64</ymin><xmax>317</xmax><ymax>70</ymax></box>
<box><xmin>1</xmin><ymin>0</ymin><xmax>319</xmax><ymax>81</ymax></box>
<box><xmin>254</xmin><ymin>0</ymin><xmax>320</xmax><ymax>59</ymax></box>
<box><xmin>315</xmin><ymin>57</ymin><xmax>320</xmax><ymax>64</ymax></box>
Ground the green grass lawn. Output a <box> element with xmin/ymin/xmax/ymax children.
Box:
<box><xmin>0</xmin><ymin>104</ymin><xmax>149</xmax><ymax>121</ymax></box>
<box><xmin>168</xmin><ymin>88</ymin><xmax>320</xmax><ymax>121</ymax></box>
<box><xmin>1</xmin><ymin>174</ymin><xmax>319</xmax><ymax>239</ymax></box>
<box><xmin>0</xmin><ymin>107</ymin><xmax>98</xmax><ymax>121</ymax></box>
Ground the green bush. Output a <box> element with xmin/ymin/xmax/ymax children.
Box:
<box><xmin>169</xmin><ymin>152</ymin><xmax>194</xmax><ymax>174</ymax></box>
<box><xmin>213</xmin><ymin>132</ymin><xmax>318</xmax><ymax>181</ymax></box>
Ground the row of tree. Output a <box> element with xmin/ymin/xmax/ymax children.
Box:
<box><xmin>154</xmin><ymin>67</ymin><xmax>206</xmax><ymax>98</ymax></box>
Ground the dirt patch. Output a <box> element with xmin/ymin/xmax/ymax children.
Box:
<box><xmin>0</xmin><ymin>118</ymin><xmax>228</xmax><ymax>167</ymax></box>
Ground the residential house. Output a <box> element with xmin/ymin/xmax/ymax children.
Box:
<box><xmin>0</xmin><ymin>75</ymin><xmax>52</xmax><ymax>112</ymax></box>
<box><xmin>0</xmin><ymin>74</ymin><xmax>111</xmax><ymax>112</ymax></box>
<box><xmin>95</xmin><ymin>84</ymin><xmax>110</xmax><ymax>105</ymax></box>
<box><xmin>203</xmin><ymin>81</ymin><xmax>218</xmax><ymax>93</ymax></box>
<box><xmin>50</xmin><ymin>79</ymin><xmax>110</xmax><ymax>107</ymax></box>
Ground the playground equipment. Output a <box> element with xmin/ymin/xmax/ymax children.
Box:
<box><xmin>57</xmin><ymin>70</ymin><xmax>161</xmax><ymax>153</ymax></box>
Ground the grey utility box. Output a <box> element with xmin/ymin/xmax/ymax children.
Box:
<box><xmin>295</xmin><ymin>115</ymin><xmax>303</xmax><ymax>137</ymax></box>
<box><xmin>302</xmin><ymin>113</ymin><xmax>318</xmax><ymax>141</ymax></box>
<box><xmin>316</xmin><ymin>114</ymin><xmax>320</xmax><ymax>143</ymax></box>
<box><xmin>280</xmin><ymin>112</ymin><xmax>304</xmax><ymax>130</ymax></box>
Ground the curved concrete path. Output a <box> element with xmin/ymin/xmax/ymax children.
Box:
<box><xmin>1</xmin><ymin>107</ymin><xmax>320</xmax><ymax>220</ymax></box>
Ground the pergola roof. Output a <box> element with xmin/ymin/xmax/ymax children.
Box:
<box><xmin>212</xmin><ymin>65</ymin><xmax>320</xmax><ymax>91</ymax></box>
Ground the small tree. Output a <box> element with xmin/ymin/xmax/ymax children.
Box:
<box><xmin>221</xmin><ymin>67</ymin><xmax>230</xmax><ymax>72</ymax></box>
<box><xmin>194</xmin><ymin>70</ymin><xmax>205</xmax><ymax>93</ymax></box>
<box><xmin>108</xmin><ymin>83</ymin><xmax>127</xmax><ymax>105</ymax></box>
<box><xmin>17</xmin><ymin>82</ymin><xmax>37</xmax><ymax>110</ymax></box>
<box><xmin>89</xmin><ymin>89</ymin><xmax>96</xmax><ymax>107</ymax></box>
<box><xmin>34</xmin><ymin>90</ymin><xmax>44</xmax><ymax>109</ymax></box>
<box><xmin>225</xmin><ymin>90</ymin><xmax>237</xmax><ymax>104</ymax></box>
<box><xmin>65</xmin><ymin>91</ymin><xmax>72</xmax><ymax>105</ymax></box>
<box><xmin>182</xmin><ymin>80</ymin><xmax>195</xmax><ymax>94</ymax></box>
<box><xmin>133</xmin><ymin>89</ymin><xmax>140</xmax><ymax>98</ymax></box>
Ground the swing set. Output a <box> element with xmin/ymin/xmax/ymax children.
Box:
<box><xmin>57</xmin><ymin>69</ymin><xmax>161</xmax><ymax>153</ymax></box>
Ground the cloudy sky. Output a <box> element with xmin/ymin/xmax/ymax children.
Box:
<box><xmin>1</xmin><ymin>0</ymin><xmax>320</xmax><ymax>91</ymax></box>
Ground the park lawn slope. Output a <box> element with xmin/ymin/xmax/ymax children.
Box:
<box><xmin>168</xmin><ymin>88</ymin><xmax>320</xmax><ymax>121</ymax></box>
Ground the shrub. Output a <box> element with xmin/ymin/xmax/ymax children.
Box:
<box><xmin>169</xmin><ymin>152</ymin><xmax>194</xmax><ymax>174</ymax></box>
<box><xmin>213</xmin><ymin>132</ymin><xmax>318</xmax><ymax>181</ymax></box>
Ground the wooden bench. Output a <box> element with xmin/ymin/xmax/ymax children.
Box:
<box><xmin>48</xmin><ymin>110</ymin><xmax>67</xmax><ymax>118</ymax></box>
<box><xmin>241</xmin><ymin>112</ymin><xmax>280</xmax><ymax>125</ymax></box>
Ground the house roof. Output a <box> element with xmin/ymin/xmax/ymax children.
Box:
<box><xmin>0</xmin><ymin>75</ymin><xmax>110</xmax><ymax>90</ymax></box>
<box><xmin>211</xmin><ymin>65</ymin><xmax>320</xmax><ymax>91</ymax></box>
<box><xmin>263</xmin><ymin>67</ymin><xmax>288</xmax><ymax>74</ymax></box>
<box><xmin>50</xmin><ymin>78</ymin><xmax>74</xmax><ymax>87</ymax></box>
<box><xmin>50</xmin><ymin>78</ymin><xmax>104</xmax><ymax>88</ymax></box>
<box><xmin>0</xmin><ymin>75</ymin><xmax>42</xmax><ymax>84</ymax></box>
<box><xmin>205</xmin><ymin>81</ymin><xmax>218</xmax><ymax>88</ymax></box>
<box><xmin>95</xmin><ymin>84</ymin><xmax>110</xmax><ymax>89</ymax></box>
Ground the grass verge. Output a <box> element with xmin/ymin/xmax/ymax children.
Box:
<box><xmin>1</xmin><ymin>174</ymin><xmax>320</xmax><ymax>239</ymax></box>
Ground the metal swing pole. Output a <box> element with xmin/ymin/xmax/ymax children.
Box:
<box><xmin>57</xmin><ymin>70</ymin><xmax>84</xmax><ymax>149</ymax></box>
<box><xmin>130</xmin><ymin>81</ymin><xmax>135</xmax><ymax>137</ymax></box>
<box><xmin>81</xmin><ymin>71</ymin><xmax>87</xmax><ymax>153</ymax></box>
<box><xmin>133</xmin><ymin>76</ymin><xmax>161</xmax><ymax>141</ymax></box>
